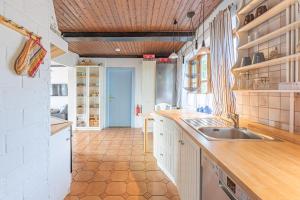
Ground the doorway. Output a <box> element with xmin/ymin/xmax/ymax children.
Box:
<box><xmin>106</xmin><ymin>68</ymin><xmax>134</xmax><ymax>127</ymax></box>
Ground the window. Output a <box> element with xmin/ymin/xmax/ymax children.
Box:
<box><xmin>199</xmin><ymin>54</ymin><xmax>210</xmax><ymax>94</ymax></box>
<box><xmin>186</xmin><ymin>54</ymin><xmax>211</xmax><ymax>94</ymax></box>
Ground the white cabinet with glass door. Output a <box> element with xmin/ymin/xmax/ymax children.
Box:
<box><xmin>76</xmin><ymin>66</ymin><xmax>101</xmax><ymax>130</ymax></box>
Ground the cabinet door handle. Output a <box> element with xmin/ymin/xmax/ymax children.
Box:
<box><xmin>66</xmin><ymin>138</ymin><xmax>70</xmax><ymax>141</ymax></box>
<box><xmin>160</xmin><ymin>153</ymin><xmax>164</xmax><ymax>156</ymax></box>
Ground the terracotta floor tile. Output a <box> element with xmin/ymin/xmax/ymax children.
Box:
<box><xmin>110</xmin><ymin>171</ymin><xmax>128</xmax><ymax>181</ymax></box>
<box><xmin>73</xmin><ymin>162</ymin><xmax>86</xmax><ymax>171</ymax></box>
<box><xmin>103</xmin><ymin>196</ymin><xmax>124</xmax><ymax>200</ymax></box>
<box><xmin>117</xmin><ymin>155</ymin><xmax>131</xmax><ymax>161</ymax></box>
<box><xmin>87</xmin><ymin>155</ymin><xmax>103</xmax><ymax>162</ymax></box>
<box><xmin>70</xmin><ymin>182</ymin><xmax>89</xmax><ymax>195</ymax></box>
<box><xmin>145</xmin><ymin>162</ymin><xmax>160</xmax><ymax>171</ymax></box>
<box><xmin>93</xmin><ymin>171</ymin><xmax>111</xmax><ymax>181</ymax></box>
<box><xmin>84</xmin><ymin>162</ymin><xmax>100</xmax><ymax>171</ymax></box>
<box><xmin>99</xmin><ymin>162</ymin><xmax>114</xmax><ymax>170</ymax></box>
<box><xmin>126</xmin><ymin>182</ymin><xmax>147</xmax><ymax>195</ymax></box>
<box><xmin>74</xmin><ymin>171</ymin><xmax>95</xmax><ymax>182</ymax></box>
<box><xmin>146</xmin><ymin>171</ymin><xmax>165</xmax><ymax>181</ymax></box>
<box><xmin>105</xmin><ymin>182</ymin><xmax>126</xmax><ymax>195</ymax></box>
<box><xmin>127</xmin><ymin>196</ymin><xmax>147</xmax><ymax>200</ymax></box>
<box><xmin>166</xmin><ymin>182</ymin><xmax>178</xmax><ymax>196</ymax></box>
<box><xmin>128</xmin><ymin>171</ymin><xmax>146</xmax><ymax>181</ymax></box>
<box><xmin>64</xmin><ymin>195</ymin><xmax>80</xmax><ymax>200</ymax></box>
<box><xmin>118</xmin><ymin>150</ymin><xmax>132</xmax><ymax>156</ymax></box>
<box><xmin>114</xmin><ymin>162</ymin><xmax>129</xmax><ymax>170</ymax></box>
<box><xmin>130</xmin><ymin>162</ymin><xmax>145</xmax><ymax>171</ymax></box>
<box><xmin>149</xmin><ymin>196</ymin><xmax>169</xmax><ymax>200</ymax></box>
<box><xmin>85</xmin><ymin>182</ymin><xmax>106</xmax><ymax>195</ymax></box>
<box><xmin>67</xmin><ymin>129</ymin><xmax>180</xmax><ymax>200</ymax></box>
<box><xmin>147</xmin><ymin>182</ymin><xmax>167</xmax><ymax>195</ymax></box>
<box><xmin>80</xmin><ymin>196</ymin><xmax>102</xmax><ymax>200</ymax></box>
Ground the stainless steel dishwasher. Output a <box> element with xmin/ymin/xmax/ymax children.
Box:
<box><xmin>201</xmin><ymin>152</ymin><xmax>252</xmax><ymax>200</ymax></box>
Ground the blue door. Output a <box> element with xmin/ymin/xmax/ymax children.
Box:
<box><xmin>107</xmin><ymin>68</ymin><xmax>134</xmax><ymax>127</ymax></box>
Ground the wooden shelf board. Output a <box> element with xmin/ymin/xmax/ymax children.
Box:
<box><xmin>233</xmin><ymin>89</ymin><xmax>299</xmax><ymax>93</ymax></box>
<box><xmin>238</xmin><ymin>0</ymin><xmax>296</xmax><ymax>32</ymax></box>
<box><xmin>238</xmin><ymin>0</ymin><xmax>265</xmax><ymax>15</ymax></box>
<box><xmin>238</xmin><ymin>21</ymin><xmax>300</xmax><ymax>50</ymax></box>
<box><xmin>232</xmin><ymin>53</ymin><xmax>300</xmax><ymax>72</ymax></box>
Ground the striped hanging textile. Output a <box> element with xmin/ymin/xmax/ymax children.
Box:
<box><xmin>209</xmin><ymin>8</ymin><xmax>236</xmax><ymax>116</ymax></box>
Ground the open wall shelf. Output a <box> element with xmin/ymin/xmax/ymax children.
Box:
<box><xmin>238</xmin><ymin>0</ymin><xmax>265</xmax><ymax>15</ymax></box>
<box><xmin>233</xmin><ymin>89</ymin><xmax>299</xmax><ymax>93</ymax></box>
<box><xmin>233</xmin><ymin>0</ymin><xmax>300</xmax><ymax>133</ymax></box>
<box><xmin>238</xmin><ymin>21</ymin><xmax>300</xmax><ymax>50</ymax></box>
<box><xmin>238</xmin><ymin>0</ymin><xmax>296</xmax><ymax>32</ymax></box>
<box><xmin>233</xmin><ymin>53</ymin><xmax>300</xmax><ymax>72</ymax></box>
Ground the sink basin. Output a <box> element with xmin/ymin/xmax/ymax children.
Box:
<box><xmin>198</xmin><ymin>127</ymin><xmax>274</xmax><ymax>141</ymax></box>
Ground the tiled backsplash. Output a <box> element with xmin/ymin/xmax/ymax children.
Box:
<box><xmin>236</xmin><ymin>92</ymin><xmax>300</xmax><ymax>133</ymax></box>
<box><xmin>295</xmin><ymin>95</ymin><xmax>300</xmax><ymax>132</ymax></box>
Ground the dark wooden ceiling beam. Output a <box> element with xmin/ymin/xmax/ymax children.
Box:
<box><xmin>79</xmin><ymin>53</ymin><xmax>171</xmax><ymax>58</ymax></box>
<box><xmin>63</xmin><ymin>32</ymin><xmax>194</xmax><ymax>42</ymax></box>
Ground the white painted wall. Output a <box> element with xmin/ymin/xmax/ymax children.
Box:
<box><xmin>53</xmin><ymin>51</ymin><xmax>79</xmax><ymax>68</ymax></box>
<box><xmin>79</xmin><ymin>58</ymin><xmax>144</xmax><ymax>128</ymax></box>
<box><xmin>50</xmin><ymin>67</ymin><xmax>69</xmax><ymax>109</ymax></box>
<box><xmin>0</xmin><ymin>0</ymin><xmax>51</xmax><ymax>200</ymax></box>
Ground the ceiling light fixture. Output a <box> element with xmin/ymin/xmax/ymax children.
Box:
<box><xmin>187</xmin><ymin>11</ymin><xmax>197</xmax><ymax>50</ymax></box>
<box><xmin>169</xmin><ymin>19</ymin><xmax>179</xmax><ymax>60</ymax></box>
<box><xmin>198</xmin><ymin>0</ymin><xmax>210</xmax><ymax>55</ymax></box>
<box><xmin>115</xmin><ymin>48</ymin><xmax>121</xmax><ymax>52</ymax></box>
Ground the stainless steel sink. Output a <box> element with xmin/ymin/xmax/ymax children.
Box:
<box><xmin>198</xmin><ymin>127</ymin><xmax>274</xmax><ymax>141</ymax></box>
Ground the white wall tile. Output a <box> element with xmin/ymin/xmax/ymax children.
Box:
<box><xmin>269</xmin><ymin>108</ymin><xmax>280</xmax><ymax>122</ymax></box>
<box><xmin>259</xmin><ymin>107</ymin><xmax>269</xmax><ymax>119</ymax></box>
<box><xmin>0</xmin><ymin>135</ymin><xmax>5</xmax><ymax>156</ymax></box>
<box><xmin>269</xmin><ymin>96</ymin><xmax>280</xmax><ymax>109</ymax></box>
<box><xmin>259</xmin><ymin>95</ymin><xmax>268</xmax><ymax>107</ymax></box>
<box><xmin>250</xmin><ymin>95</ymin><xmax>258</xmax><ymax>106</ymax></box>
<box><xmin>280</xmin><ymin>96</ymin><xmax>290</xmax><ymax>110</ymax></box>
<box><xmin>0</xmin><ymin>149</ymin><xmax>23</xmax><ymax>177</ymax></box>
<box><xmin>0</xmin><ymin>0</ymin><xmax>51</xmax><ymax>199</ymax></box>
<box><xmin>280</xmin><ymin>110</ymin><xmax>289</xmax><ymax>124</ymax></box>
<box><xmin>250</xmin><ymin>106</ymin><xmax>259</xmax><ymax>117</ymax></box>
<box><xmin>295</xmin><ymin>112</ymin><xmax>300</xmax><ymax>127</ymax></box>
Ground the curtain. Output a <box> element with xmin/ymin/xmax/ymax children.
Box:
<box><xmin>176</xmin><ymin>57</ymin><xmax>183</xmax><ymax>108</ymax></box>
<box><xmin>209</xmin><ymin>8</ymin><xmax>236</xmax><ymax>116</ymax></box>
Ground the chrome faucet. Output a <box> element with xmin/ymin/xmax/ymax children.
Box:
<box><xmin>227</xmin><ymin>113</ymin><xmax>239</xmax><ymax>128</ymax></box>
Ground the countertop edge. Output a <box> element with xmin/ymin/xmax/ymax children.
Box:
<box><xmin>51</xmin><ymin>121</ymin><xmax>72</xmax><ymax>136</ymax></box>
<box><xmin>154</xmin><ymin>110</ymin><xmax>300</xmax><ymax>200</ymax></box>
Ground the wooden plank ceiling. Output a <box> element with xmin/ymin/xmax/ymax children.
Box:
<box><xmin>54</xmin><ymin>0</ymin><xmax>221</xmax><ymax>57</ymax></box>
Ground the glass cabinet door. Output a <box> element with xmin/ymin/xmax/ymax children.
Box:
<box><xmin>76</xmin><ymin>67</ymin><xmax>87</xmax><ymax>127</ymax></box>
<box><xmin>89</xmin><ymin>67</ymin><xmax>100</xmax><ymax>127</ymax></box>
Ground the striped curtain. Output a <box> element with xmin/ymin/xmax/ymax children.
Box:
<box><xmin>209</xmin><ymin>8</ymin><xmax>236</xmax><ymax>116</ymax></box>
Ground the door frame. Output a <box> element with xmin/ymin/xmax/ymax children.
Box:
<box><xmin>105</xmin><ymin>67</ymin><xmax>135</xmax><ymax>128</ymax></box>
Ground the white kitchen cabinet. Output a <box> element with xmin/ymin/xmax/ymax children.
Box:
<box><xmin>75</xmin><ymin>66</ymin><xmax>102</xmax><ymax>130</ymax></box>
<box><xmin>49</xmin><ymin>127</ymin><xmax>72</xmax><ymax>200</ymax></box>
<box><xmin>178</xmin><ymin>131</ymin><xmax>201</xmax><ymax>200</ymax></box>
<box><xmin>169</xmin><ymin>121</ymin><xmax>181</xmax><ymax>183</ymax></box>
<box><xmin>153</xmin><ymin>115</ymin><xmax>201</xmax><ymax>200</ymax></box>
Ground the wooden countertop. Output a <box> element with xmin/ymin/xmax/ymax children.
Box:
<box><xmin>51</xmin><ymin>117</ymin><xmax>72</xmax><ymax>136</ymax></box>
<box><xmin>155</xmin><ymin>109</ymin><xmax>300</xmax><ymax>200</ymax></box>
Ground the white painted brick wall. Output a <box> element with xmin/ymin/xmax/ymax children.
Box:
<box><xmin>0</xmin><ymin>0</ymin><xmax>51</xmax><ymax>199</ymax></box>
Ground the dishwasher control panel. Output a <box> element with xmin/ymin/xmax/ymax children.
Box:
<box><xmin>217</xmin><ymin>166</ymin><xmax>252</xmax><ymax>200</ymax></box>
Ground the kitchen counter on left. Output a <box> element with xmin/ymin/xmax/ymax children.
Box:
<box><xmin>51</xmin><ymin>117</ymin><xmax>72</xmax><ymax>135</ymax></box>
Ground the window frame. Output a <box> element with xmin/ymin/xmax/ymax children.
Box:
<box><xmin>187</xmin><ymin>53</ymin><xmax>211</xmax><ymax>94</ymax></box>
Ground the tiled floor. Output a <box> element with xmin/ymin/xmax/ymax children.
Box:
<box><xmin>65</xmin><ymin>128</ymin><xmax>180</xmax><ymax>200</ymax></box>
